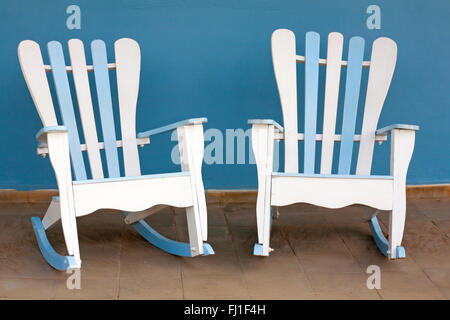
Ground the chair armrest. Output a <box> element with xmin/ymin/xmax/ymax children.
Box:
<box><xmin>248</xmin><ymin>119</ymin><xmax>284</xmax><ymax>133</ymax></box>
<box><xmin>376</xmin><ymin>124</ymin><xmax>419</xmax><ymax>136</ymax></box>
<box><xmin>36</xmin><ymin>126</ymin><xmax>68</xmax><ymax>147</ymax></box>
<box><xmin>137</xmin><ymin>117</ymin><xmax>207</xmax><ymax>138</ymax></box>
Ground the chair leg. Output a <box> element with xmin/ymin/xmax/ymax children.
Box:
<box><xmin>31</xmin><ymin>196</ymin><xmax>81</xmax><ymax>271</ymax></box>
<box><xmin>254</xmin><ymin>206</ymin><xmax>274</xmax><ymax>256</ymax></box>
<box><xmin>251</xmin><ymin>124</ymin><xmax>275</xmax><ymax>256</ymax></box>
<box><xmin>389</xmin><ymin>192</ymin><xmax>407</xmax><ymax>259</ymax></box>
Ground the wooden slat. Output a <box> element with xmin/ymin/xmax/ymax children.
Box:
<box><xmin>18</xmin><ymin>41</ymin><xmax>58</xmax><ymax>127</ymax></box>
<box><xmin>47</xmin><ymin>41</ymin><xmax>87</xmax><ymax>181</ymax></box>
<box><xmin>338</xmin><ymin>37</ymin><xmax>365</xmax><ymax>174</ymax></box>
<box><xmin>44</xmin><ymin>63</ymin><xmax>116</xmax><ymax>72</ymax></box>
<box><xmin>356</xmin><ymin>38</ymin><xmax>397</xmax><ymax>175</ymax></box>
<box><xmin>320</xmin><ymin>32</ymin><xmax>343</xmax><ymax>174</ymax></box>
<box><xmin>296</xmin><ymin>55</ymin><xmax>371</xmax><ymax>68</ymax></box>
<box><xmin>68</xmin><ymin>39</ymin><xmax>104</xmax><ymax>179</ymax></box>
<box><xmin>91</xmin><ymin>40</ymin><xmax>121</xmax><ymax>178</ymax></box>
<box><xmin>271</xmin><ymin>29</ymin><xmax>299</xmax><ymax>173</ymax></box>
<box><xmin>273</xmin><ymin>132</ymin><xmax>387</xmax><ymax>142</ymax></box>
<box><xmin>115</xmin><ymin>38</ymin><xmax>141</xmax><ymax>177</ymax></box>
<box><xmin>303</xmin><ymin>31</ymin><xmax>320</xmax><ymax>174</ymax></box>
<box><xmin>37</xmin><ymin>137</ymin><xmax>150</xmax><ymax>155</ymax></box>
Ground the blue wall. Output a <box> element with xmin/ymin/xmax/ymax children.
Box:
<box><xmin>1</xmin><ymin>0</ymin><xmax>449</xmax><ymax>190</ymax></box>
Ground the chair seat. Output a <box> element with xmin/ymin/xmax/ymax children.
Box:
<box><xmin>72</xmin><ymin>172</ymin><xmax>194</xmax><ymax>217</ymax></box>
<box><xmin>272</xmin><ymin>172</ymin><xmax>393</xmax><ymax>180</ymax></box>
<box><xmin>271</xmin><ymin>172</ymin><xmax>393</xmax><ymax>210</ymax></box>
<box><xmin>72</xmin><ymin>171</ymin><xmax>190</xmax><ymax>185</ymax></box>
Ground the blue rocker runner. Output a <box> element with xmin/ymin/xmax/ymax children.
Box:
<box><xmin>249</xmin><ymin>29</ymin><xmax>419</xmax><ymax>258</ymax></box>
<box><xmin>18</xmin><ymin>38</ymin><xmax>213</xmax><ymax>270</ymax></box>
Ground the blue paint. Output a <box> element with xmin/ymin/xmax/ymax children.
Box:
<box><xmin>303</xmin><ymin>32</ymin><xmax>320</xmax><ymax>174</ymax></box>
<box><xmin>91</xmin><ymin>40</ymin><xmax>120</xmax><ymax>178</ymax></box>
<box><xmin>2</xmin><ymin>1</ymin><xmax>449</xmax><ymax>189</ymax></box>
<box><xmin>36</xmin><ymin>126</ymin><xmax>68</xmax><ymax>140</ymax></box>
<box><xmin>368</xmin><ymin>215</ymin><xmax>389</xmax><ymax>256</ymax></box>
<box><xmin>396</xmin><ymin>246</ymin><xmax>406</xmax><ymax>258</ymax></box>
<box><xmin>368</xmin><ymin>215</ymin><xmax>405</xmax><ymax>259</ymax></box>
<box><xmin>47</xmin><ymin>41</ymin><xmax>87</xmax><ymax>181</ymax></box>
<box><xmin>137</xmin><ymin>117</ymin><xmax>208</xmax><ymax>138</ymax></box>
<box><xmin>124</xmin><ymin>212</ymin><xmax>214</xmax><ymax>257</ymax></box>
<box><xmin>338</xmin><ymin>37</ymin><xmax>365</xmax><ymax>174</ymax></box>
<box><xmin>376</xmin><ymin>124</ymin><xmax>420</xmax><ymax>135</ymax></box>
<box><xmin>31</xmin><ymin>217</ymin><xmax>79</xmax><ymax>270</ymax></box>
<box><xmin>272</xmin><ymin>172</ymin><xmax>393</xmax><ymax>179</ymax></box>
<box><xmin>253</xmin><ymin>243</ymin><xmax>264</xmax><ymax>256</ymax></box>
<box><xmin>72</xmin><ymin>171</ymin><xmax>190</xmax><ymax>185</ymax></box>
<box><xmin>248</xmin><ymin>119</ymin><xmax>284</xmax><ymax>132</ymax></box>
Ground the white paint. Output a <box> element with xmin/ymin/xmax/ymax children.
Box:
<box><xmin>115</xmin><ymin>38</ymin><xmax>141</xmax><ymax>177</ymax></box>
<box><xmin>18</xmin><ymin>41</ymin><xmax>58</xmax><ymax>127</ymax></box>
<box><xmin>389</xmin><ymin>129</ymin><xmax>415</xmax><ymax>258</ymax></box>
<box><xmin>357</xmin><ymin>37</ymin><xmax>397</xmax><ymax>175</ymax></box>
<box><xmin>72</xmin><ymin>173</ymin><xmax>193</xmax><ymax>217</ymax></box>
<box><xmin>272</xmin><ymin>29</ymin><xmax>298</xmax><ymax>173</ymax></box>
<box><xmin>251</xmin><ymin>124</ymin><xmax>275</xmax><ymax>255</ymax></box>
<box><xmin>320</xmin><ymin>32</ymin><xmax>343</xmax><ymax>174</ymax></box>
<box><xmin>42</xmin><ymin>197</ymin><xmax>61</xmax><ymax>230</ymax></box>
<box><xmin>271</xmin><ymin>175</ymin><xmax>393</xmax><ymax>210</ymax></box>
<box><xmin>68</xmin><ymin>39</ymin><xmax>103</xmax><ymax>179</ymax></box>
<box><xmin>178</xmin><ymin>124</ymin><xmax>206</xmax><ymax>253</ymax></box>
<box><xmin>46</xmin><ymin>131</ymin><xmax>81</xmax><ymax>265</ymax></box>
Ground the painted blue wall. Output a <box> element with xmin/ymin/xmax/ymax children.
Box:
<box><xmin>1</xmin><ymin>0</ymin><xmax>449</xmax><ymax>190</ymax></box>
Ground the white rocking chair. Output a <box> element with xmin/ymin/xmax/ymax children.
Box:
<box><xmin>18</xmin><ymin>38</ymin><xmax>213</xmax><ymax>270</ymax></box>
<box><xmin>249</xmin><ymin>30</ymin><xmax>419</xmax><ymax>258</ymax></box>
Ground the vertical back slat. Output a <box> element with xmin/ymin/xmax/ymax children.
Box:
<box><xmin>18</xmin><ymin>41</ymin><xmax>58</xmax><ymax>127</ymax></box>
<box><xmin>303</xmin><ymin>32</ymin><xmax>320</xmax><ymax>174</ymax></box>
<box><xmin>91</xmin><ymin>40</ymin><xmax>120</xmax><ymax>178</ymax></box>
<box><xmin>271</xmin><ymin>29</ymin><xmax>299</xmax><ymax>173</ymax></box>
<box><xmin>338</xmin><ymin>37</ymin><xmax>365</xmax><ymax>174</ymax></box>
<box><xmin>320</xmin><ymin>32</ymin><xmax>343</xmax><ymax>174</ymax></box>
<box><xmin>68</xmin><ymin>39</ymin><xmax>104</xmax><ymax>179</ymax></box>
<box><xmin>47</xmin><ymin>41</ymin><xmax>87</xmax><ymax>181</ymax></box>
<box><xmin>356</xmin><ymin>38</ymin><xmax>397</xmax><ymax>175</ymax></box>
<box><xmin>115</xmin><ymin>38</ymin><xmax>141</xmax><ymax>177</ymax></box>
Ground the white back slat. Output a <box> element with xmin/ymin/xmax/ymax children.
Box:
<box><xmin>115</xmin><ymin>38</ymin><xmax>141</xmax><ymax>177</ymax></box>
<box><xmin>320</xmin><ymin>32</ymin><xmax>343</xmax><ymax>174</ymax></box>
<box><xmin>271</xmin><ymin>29</ymin><xmax>298</xmax><ymax>173</ymax></box>
<box><xmin>356</xmin><ymin>38</ymin><xmax>397</xmax><ymax>175</ymax></box>
<box><xmin>68</xmin><ymin>39</ymin><xmax>104</xmax><ymax>179</ymax></box>
<box><xmin>18</xmin><ymin>41</ymin><xmax>58</xmax><ymax>127</ymax></box>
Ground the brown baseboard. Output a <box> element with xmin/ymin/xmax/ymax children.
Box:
<box><xmin>0</xmin><ymin>184</ymin><xmax>448</xmax><ymax>204</ymax></box>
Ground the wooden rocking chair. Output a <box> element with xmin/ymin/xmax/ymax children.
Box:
<box><xmin>249</xmin><ymin>30</ymin><xmax>418</xmax><ymax>258</ymax></box>
<box><xmin>18</xmin><ymin>38</ymin><xmax>213</xmax><ymax>270</ymax></box>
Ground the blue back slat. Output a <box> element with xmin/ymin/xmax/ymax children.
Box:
<box><xmin>91</xmin><ymin>40</ymin><xmax>120</xmax><ymax>178</ymax></box>
<box><xmin>303</xmin><ymin>32</ymin><xmax>320</xmax><ymax>174</ymax></box>
<box><xmin>47</xmin><ymin>41</ymin><xmax>87</xmax><ymax>181</ymax></box>
<box><xmin>338</xmin><ymin>37</ymin><xmax>365</xmax><ymax>174</ymax></box>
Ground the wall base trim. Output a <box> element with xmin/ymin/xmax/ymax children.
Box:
<box><xmin>1</xmin><ymin>184</ymin><xmax>448</xmax><ymax>204</ymax></box>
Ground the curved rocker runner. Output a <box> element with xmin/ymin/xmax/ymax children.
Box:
<box><xmin>19</xmin><ymin>38</ymin><xmax>213</xmax><ymax>270</ymax></box>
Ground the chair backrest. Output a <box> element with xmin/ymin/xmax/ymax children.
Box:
<box><xmin>18</xmin><ymin>38</ymin><xmax>142</xmax><ymax>181</ymax></box>
<box><xmin>272</xmin><ymin>29</ymin><xmax>397</xmax><ymax>175</ymax></box>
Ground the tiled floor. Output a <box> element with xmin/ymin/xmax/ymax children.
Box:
<box><xmin>0</xmin><ymin>198</ymin><xmax>449</xmax><ymax>299</ymax></box>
